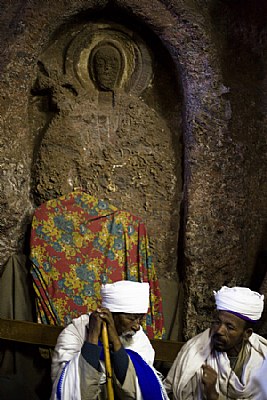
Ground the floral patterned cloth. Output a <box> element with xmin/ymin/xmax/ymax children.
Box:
<box><xmin>30</xmin><ymin>191</ymin><xmax>165</xmax><ymax>339</ymax></box>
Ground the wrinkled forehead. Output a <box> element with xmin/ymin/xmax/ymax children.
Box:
<box><xmin>213</xmin><ymin>310</ymin><xmax>247</xmax><ymax>328</ymax></box>
<box><xmin>114</xmin><ymin>312</ymin><xmax>145</xmax><ymax>320</ymax></box>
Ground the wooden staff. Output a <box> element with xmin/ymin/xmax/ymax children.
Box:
<box><xmin>102</xmin><ymin>322</ymin><xmax>115</xmax><ymax>400</ymax></box>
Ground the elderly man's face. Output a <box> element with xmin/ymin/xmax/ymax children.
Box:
<box><xmin>211</xmin><ymin>311</ymin><xmax>252</xmax><ymax>356</ymax></box>
<box><xmin>113</xmin><ymin>313</ymin><xmax>145</xmax><ymax>339</ymax></box>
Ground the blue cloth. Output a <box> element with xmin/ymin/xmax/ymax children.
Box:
<box><xmin>125</xmin><ymin>349</ymin><xmax>165</xmax><ymax>400</ymax></box>
<box><xmin>100</xmin><ymin>344</ymin><xmax>165</xmax><ymax>399</ymax></box>
<box><xmin>57</xmin><ymin>361</ymin><xmax>70</xmax><ymax>400</ymax></box>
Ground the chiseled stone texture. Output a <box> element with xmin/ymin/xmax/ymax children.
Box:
<box><xmin>0</xmin><ymin>0</ymin><xmax>267</xmax><ymax>340</ymax></box>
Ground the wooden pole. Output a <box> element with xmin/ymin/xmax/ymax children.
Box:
<box><xmin>101</xmin><ymin>322</ymin><xmax>115</xmax><ymax>400</ymax></box>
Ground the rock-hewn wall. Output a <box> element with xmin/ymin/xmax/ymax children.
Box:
<box><xmin>29</xmin><ymin>19</ymin><xmax>182</xmax><ymax>283</ymax></box>
<box><xmin>210</xmin><ymin>0</ymin><xmax>267</xmax><ymax>337</ymax></box>
<box><xmin>1</xmin><ymin>0</ymin><xmax>267</xmax><ymax>340</ymax></box>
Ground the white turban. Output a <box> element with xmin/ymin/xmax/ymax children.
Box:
<box><xmin>101</xmin><ymin>280</ymin><xmax>150</xmax><ymax>314</ymax></box>
<box><xmin>214</xmin><ymin>286</ymin><xmax>264</xmax><ymax>321</ymax></box>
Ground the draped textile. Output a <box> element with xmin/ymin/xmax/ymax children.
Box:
<box><xmin>259</xmin><ymin>274</ymin><xmax>267</xmax><ymax>337</ymax></box>
<box><xmin>0</xmin><ymin>254</ymin><xmax>51</xmax><ymax>400</ymax></box>
<box><xmin>30</xmin><ymin>191</ymin><xmax>164</xmax><ymax>339</ymax></box>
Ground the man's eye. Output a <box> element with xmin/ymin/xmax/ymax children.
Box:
<box><xmin>127</xmin><ymin>315</ymin><xmax>144</xmax><ymax>322</ymax></box>
<box><xmin>126</xmin><ymin>316</ymin><xmax>136</xmax><ymax>321</ymax></box>
<box><xmin>226</xmin><ymin>324</ymin><xmax>235</xmax><ymax>330</ymax></box>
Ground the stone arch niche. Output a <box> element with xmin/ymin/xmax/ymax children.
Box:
<box><xmin>0</xmin><ymin>0</ymin><xmax>236</xmax><ymax>342</ymax></box>
<box><xmin>29</xmin><ymin>16</ymin><xmax>183</xmax><ymax>339</ymax></box>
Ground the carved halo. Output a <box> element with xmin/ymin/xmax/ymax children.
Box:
<box><xmin>64</xmin><ymin>23</ymin><xmax>153</xmax><ymax>96</ymax></box>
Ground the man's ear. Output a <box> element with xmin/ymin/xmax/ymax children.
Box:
<box><xmin>244</xmin><ymin>328</ymin><xmax>253</xmax><ymax>340</ymax></box>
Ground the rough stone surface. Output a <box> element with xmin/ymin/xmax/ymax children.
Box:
<box><xmin>0</xmin><ymin>0</ymin><xmax>267</xmax><ymax>341</ymax></box>
<box><xmin>29</xmin><ymin>20</ymin><xmax>182</xmax><ymax>282</ymax></box>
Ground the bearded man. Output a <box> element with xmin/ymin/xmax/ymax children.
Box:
<box><xmin>164</xmin><ymin>286</ymin><xmax>267</xmax><ymax>399</ymax></box>
<box><xmin>50</xmin><ymin>280</ymin><xmax>169</xmax><ymax>400</ymax></box>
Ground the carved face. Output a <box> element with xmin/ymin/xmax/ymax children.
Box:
<box><xmin>90</xmin><ymin>44</ymin><xmax>122</xmax><ymax>90</ymax></box>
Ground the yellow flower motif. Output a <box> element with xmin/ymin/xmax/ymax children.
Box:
<box><xmin>30</xmin><ymin>192</ymin><xmax>164</xmax><ymax>338</ymax></box>
<box><xmin>72</xmin><ymin>232</ymin><xmax>84</xmax><ymax>248</ymax></box>
<box><xmin>49</xmin><ymin>267</ymin><xmax>60</xmax><ymax>282</ymax></box>
<box><xmin>64</xmin><ymin>271</ymin><xmax>82</xmax><ymax>290</ymax></box>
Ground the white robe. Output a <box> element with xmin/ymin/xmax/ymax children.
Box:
<box><xmin>164</xmin><ymin>328</ymin><xmax>267</xmax><ymax>400</ymax></box>
<box><xmin>50</xmin><ymin>314</ymin><xmax>168</xmax><ymax>400</ymax></box>
<box><xmin>251</xmin><ymin>356</ymin><xmax>267</xmax><ymax>396</ymax></box>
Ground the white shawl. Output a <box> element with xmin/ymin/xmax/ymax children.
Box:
<box><xmin>50</xmin><ymin>313</ymin><xmax>168</xmax><ymax>400</ymax></box>
<box><xmin>164</xmin><ymin>328</ymin><xmax>267</xmax><ymax>400</ymax></box>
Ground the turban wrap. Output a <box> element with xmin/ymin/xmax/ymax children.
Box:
<box><xmin>214</xmin><ymin>286</ymin><xmax>264</xmax><ymax>321</ymax></box>
<box><xmin>101</xmin><ymin>280</ymin><xmax>150</xmax><ymax>314</ymax></box>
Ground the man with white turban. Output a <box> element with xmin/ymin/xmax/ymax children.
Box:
<box><xmin>164</xmin><ymin>286</ymin><xmax>267</xmax><ymax>399</ymax></box>
<box><xmin>50</xmin><ymin>280</ymin><xmax>169</xmax><ymax>400</ymax></box>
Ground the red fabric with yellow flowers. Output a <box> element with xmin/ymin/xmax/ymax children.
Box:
<box><xmin>30</xmin><ymin>191</ymin><xmax>165</xmax><ymax>339</ymax></box>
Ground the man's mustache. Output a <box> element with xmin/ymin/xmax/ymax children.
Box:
<box><xmin>121</xmin><ymin>330</ymin><xmax>136</xmax><ymax>339</ymax></box>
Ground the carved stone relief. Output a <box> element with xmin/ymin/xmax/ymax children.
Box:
<box><xmin>30</xmin><ymin>21</ymin><xmax>182</xmax><ymax>279</ymax></box>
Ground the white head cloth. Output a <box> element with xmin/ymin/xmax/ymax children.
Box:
<box><xmin>214</xmin><ymin>286</ymin><xmax>264</xmax><ymax>321</ymax></box>
<box><xmin>101</xmin><ymin>280</ymin><xmax>150</xmax><ymax>313</ymax></box>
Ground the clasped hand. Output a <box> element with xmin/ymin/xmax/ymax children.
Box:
<box><xmin>87</xmin><ymin>308</ymin><xmax>122</xmax><ymax>351</ymax></box>
<box><xmin>202</xmin><ymin>364</ymin><xmax>219</xmax><ymax>400</ymax></box>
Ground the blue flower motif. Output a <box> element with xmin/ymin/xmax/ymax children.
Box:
<box><xmin>146</xmin><ymin>256</ymin><xmax>153</xmax><ymax>269</ymax></box>
<box><xmin>36</xmin><ymin>226</ymin><xmax>44</xmax><ymax>235</ymax></box>
<box><xmin>31</xmin><ymin>257</ymin><xmax>39</xmax><ymax>267</ymax></box>
<box><xmin>80</xmin><ymin>200</ymin><xmax>87</xmax><ymax>209</ymax></box>
<box><xmin>84</xmin><ymin>284</ymin><xmax>95</xmax><ymax>296</ymax></box>
<box><xmin>98</xmin><ymin>200</ymin><xmax>108</xmax><ymax>210</ymax></box>
<box><xmin>76</xmin><ymin>266</ymin><xmax>96</xmax><ymax>282</ymax></box>
<box><xmin>31</xmin><ymin>270</ymin><xmax>38</xmax><ymax>279</ymax></box>
<box><xmin>79</xmin><ymin>224</ymin><xmax>86</xmax><ymax>234</ymax></box>
<box><xmin>89</xmin><ymin>208</ymin><xmax>98</xmax><ymax>216</ymax></box>
<box><xmin>110</xmin><ymin>222</ymin><xmax>123</xmax><ymax>236</ymax></box>
<box><xmin>75</xmin><ymin>197</ymin><xmax>82</xmax><ymax>206</ymax></box>
<box><xmin>43</xmin><ymin>262</ymin><xmax>51</xmax><ymax>272</ymax></box>
<box><xmin>114</xmin><ymin>238</ymin><xmax>123</xmax><ymax>250</ymax></box>
<box><xmin>52</xmin><ymin>242</ymin><xmax>62</xmax><ymax>252</ymax></box>
<box><xmin>127</xmin><ymin>225</ymin><xmax>135</xmax><ymax>235</ymax></box>
<box><xmin>107</xmin><ymin>220</ymin><xmax>112</xmax><ymax>233</ymax></box>
<box><xmin>36</xmin><ymin>225</ymin><xmax>49</xmax><ymax>241</ymax></box>
<box><xmin>61</xmin><ymin>233</ymin><xmax>73</xmax><ymax>245</ymax></box>
<box><xmin>73</xmin><ymin>296</ymin><xmax>83</xmax><ymax>305</ymax></box>
<box><xmin>65</xmin><ymin>288</ymin><xmax>73</xmax><ymax>296</ymax></box>
<box><xmin>99</xmin><ymin>245</ymin><xmax>105</xmax><ymax>254</ymax></box>
<box><xmin>58</xmin><ymin>279</ymin><xmax>66</xmax><ymax>289</ymax></box>
<box><xmin>107</xmin><ymin>250</ymin><xmax>115</xmax><ymax>260</ymax></box>
<box><xmin>93</xmin><ymin>238</ymin><xmax>100</xmax><ymax>249</ymax></box>
<box><xmin>54</xmin><ymin>216</ymin><xmax>74</xmax><ymax>233</ymax></box>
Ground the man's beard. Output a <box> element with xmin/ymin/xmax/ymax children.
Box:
<box><xmin>212</xmin><ymin>335</ymin><xmax>227</xmax><ymax>352</ymax></box>
<box><xmin>120</xmin><ymin>330</ymin><xmax>136</xmax><ymax>347</ymax></box>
